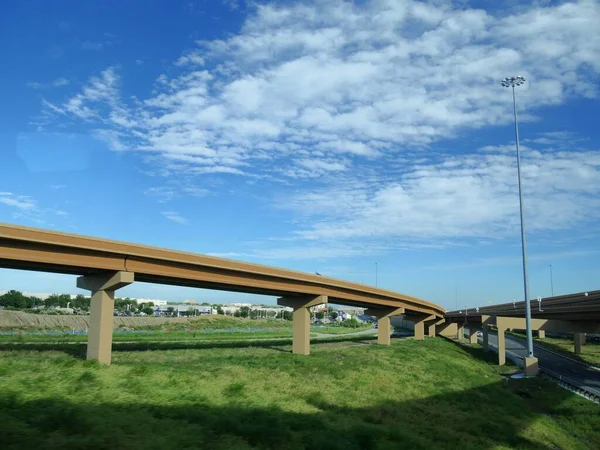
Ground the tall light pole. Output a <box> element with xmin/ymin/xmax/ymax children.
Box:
<box><xmin>502</xmin><ymin>75</ymin><xmax>534</xmax><ymax>361</ymax></box>
<box><xmin>549</xmin><ymin>264</ymin><xmax>554</xmax><ymax>297</ymax></box>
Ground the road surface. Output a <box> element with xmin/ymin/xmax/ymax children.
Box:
<box><xmin>481</xmin><ymin>331</ymin><xmax>600</xmax><ymax>397</ymax></box>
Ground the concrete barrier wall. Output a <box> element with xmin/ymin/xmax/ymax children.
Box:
<box><xmin>391</xmin><ymin>316</ymin><xmax>415</xmax><ymax>330</ymax></box>
<box><xmin>0</xmin><ymin>310</ymin><xmax>192</xmax><ymax>330</ymax></box>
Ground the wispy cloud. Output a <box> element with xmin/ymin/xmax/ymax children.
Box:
<box><xmin>0</xmin><ymin>193</ymin><xmax>36</xmax><ymax>211</ymax></box>
<box><xmin>81</xmin><ymin>41</ymin><xmax>104</xmax><ymax>51</ymax></box>
<box><xmin>42</xmin><ymin>0</ymin><xmax>600</xmax><ymax>181</ymax></box>
<box><xmin>53</xmin><ymin>78</ymin><xmax>70</xmax><ymax>87</ymax></box>
<box><xmin>145</xmin><ymin>184</ymin><xmax>210</xmax><ymax>203</ymax></box>
<box><xmin>38</xmin><ymin>0</ymin><xmax>600</xmax><ymax>257</ymax></box>
<box><xmin>161</xmin><ymin>211</ymin><xmax>189</xmax><ymax>225</ymax></box>
<box><xmin>421</xmin><ymin>249</ymin><xmax>600</xmax><ymax>272</ymax></box>
<box><xmin>26</xmin><ymin>78</ymin><xmax>70</xmax><ymax>90</ymax></box>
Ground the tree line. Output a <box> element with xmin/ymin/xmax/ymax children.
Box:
<box><xmin>0</xmin><ymin>290</ymin><xmax>155</xmax><ymax>315</ymax></box>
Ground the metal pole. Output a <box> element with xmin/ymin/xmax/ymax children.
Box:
<box><xmin>512</xmin><ymin>84</ymin><xmax>534</xmax><ymax>359</ymax></box>
<box><xmin>550</xmin><ymin>264</ymin><xmax>554</xmax><ymax>297</ymax></box>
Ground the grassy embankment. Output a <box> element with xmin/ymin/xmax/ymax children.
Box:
<box><xmin>0</xmin><ymin>316</ymin><xmax>374</xmax><ymax>345</ymax></box>
<box><xmin>0</xmin><ymin>336</ymin><xmax>598</xmax><ymax>449</ymax></box>
<box><xmin>509</xmin><ymin>331</ymin><xmax>600</xmax><ymax>367</ymax></box>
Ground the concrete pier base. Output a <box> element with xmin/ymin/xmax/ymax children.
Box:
<box><xmin>77</xmin><ymin>271</ymin><xmax>134</xmax><ymax>364</ymax></box>
<box><xmin>278</xmin><ymin>295</ymin><xmax>328</xmax><ymax>355</ymax></box>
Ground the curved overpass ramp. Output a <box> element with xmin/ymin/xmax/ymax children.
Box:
<box><xmin>0</xmin><ymin>223</ymin><xmax>444</xmax><ymax>363</ymax></box>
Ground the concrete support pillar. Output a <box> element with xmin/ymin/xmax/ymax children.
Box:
<box><xmin>468</xmin><ymin>327</ymin><xmax>478</xmax><ymax>344</ymax></box>
<box><xmin>457</xmin><ymin>323</ymin><xmax>464</xmax><ymax>340</ymax></box>
<box><xmin>574</xmin><ymin>333</ymin><xmax>586</xmax><ymax>355</ymax></box>
<box><xmin>524</xmin><ymin>357</ymin><xmax>539</xmax><ymax>377</ymax></box>
<box><xmin>292</xmin><ymin>307</ymin><xmax>310</xmax><ymax>355</ymax></box>
<box><xmin>428</xmin><ymin>322</ymin><xmax>437</xmax><ymax>337</ymax></box>
<box><xmin>482</xmin><ymin>324</ymin><xmax>489</xmax><ymax>351</ymax></box>
<box><xmin>278</xmin><ymin>295</ymin><xmax>327</xmax><ymax>355</ymax></box>
<box><xmin>497</xmin><ymin>327</ymin><xmax>506</xmax><ymax>366</ymax></box>
<box><xmin>377</xmin><ymin>316</ymin><xmax>391</xmax><ymax>345</ymax></box>
<box><xmin>366</xmin><ymin>307</ymin><xmax>405</xmax><ymax>346</ymax></box>
<box><xmin>77</xmin><ymin>271</ymin><xmax>134</xmax><ymax>364</ymax></box>
<box><xmin>436</xmin><ymin>321</ymin><xmax>457</xmax><ymax>337</ymax></box>
<box><xmin>537</xmin><ymin>330</ymin><xmax>546</xmax><ymax>339</ymax></box>
<box><xmin>414</xmin><ymin>320</ymin><xmax>425</xmax><ymax>340</ymax></box>
<box><xmin>409</xmin><ymin>314</ymin><xmax>435</xmax><ymax>341</ymax></box>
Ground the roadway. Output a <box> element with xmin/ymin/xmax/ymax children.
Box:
<box><xmin>477</xmin><ymin>331</ymin><xmax>600</xmax><ymax>397</ymax></box>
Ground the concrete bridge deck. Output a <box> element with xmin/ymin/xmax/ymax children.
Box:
<box><xmin>0</xmin><ymin>223</ymin><xmax>445</xmax><ymax>363</ymax></box>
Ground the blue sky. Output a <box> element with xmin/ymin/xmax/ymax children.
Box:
<box><xmin>1</xmin><ymin>0</ymin><xmax>599</xmax><ymax>309</ymax></box>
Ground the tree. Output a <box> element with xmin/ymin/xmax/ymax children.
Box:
<box><xmin>282</xmin><ymin>311</ymin><xmax>293</xmax><ymax>321</ymax></box>
<box><xmin>186</xmin><ymin>307</ymin><xmax>197</xmax><ymax>317</ymax></box>
<box><xmin>142</xmin><ymin>306</ymin><xmax>154</xmax><ymax>316</ymax></box>
<box><xmin>200</xmin><ymin>302</ymin><xmax>211</xmax><ymax>306</ymax></box>
<box><xmin>239</xmin><ymin>306</ymin><xmax>250</xmax><ymax>318</ymax></box>
<box><xmin>330</xmin><ymin>311</ymin><xmax>339</xmax><ymax>320</ymax></box>
<box><xmin>216</xmin><ymin>306</ymin><xmax>224</xmax><ymax>315</ymax></box>
<box><xmin>72</xmin><ymin>294</ymin><xmax>89</xmax><ymax>311</ymax></box>
<box><xmin>341</xmin><ymin>318</ymin><xmax>361</xmax><ymax>328</ymax></box>
<box><xmin>43</xmin><ymin>294</ymin><xmax>61</xmax><ymax>308</ymax></box>
<box><xmin>0</xmin><ymin>290</ymin><xmax>29</xmax><ymax>309</ymax></box>
<box><xmin>166</xmin><ymin>306</ymin><xmax>175</xmax><ymax>317</ymax></box>
<box><xmin>315</xmin><ymin>311</ymin><xmax>325</xmax><ymax>320</ymax></box>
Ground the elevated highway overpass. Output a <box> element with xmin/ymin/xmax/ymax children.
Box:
<box><xmin>0</xmin><ymin>223</ymin><xmax>445</xmax><ymax>363</ymax></box>
<box><xmin>444</xmin><ymin>292</ymin><xmax>600</xmax><ymax>375</ymax></box>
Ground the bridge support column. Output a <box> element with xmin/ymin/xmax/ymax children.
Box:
<box><xmin>457</xmin><ymin>323</ymin><xmax>464</xmax><ymax>340</ymax></box>
<box><xmin>414</xmin><ymin>320</ymin><xmax>425</xmax><ymax>340</ymax></box>
<box><xmin>574</xmin><ymin>333</ymin><xmax>585</xmax><ymax>355</ymax></box>
<box><xmin>537</xmin><ymin>330</ymin><xmax>546</xmax><ymax>339</ymax></box>
<box><xmin>278</xmin><ymin>295</ymin><xmax>327</xmax><ymax>355</ymax></box>
<box><xmin>77</xmin><ymin>271</ymin><xmax>134</xmax><ymax>364</ymax></box>
<box><xmin>366</xmin><ymin>307</ymin><xmax>405</xmax><ymax>345</ymax></box>
<box><xmin>482</xmin><ymin>324</ymin><xmax>489</xmax><ymax>351</ymax></box>
<box><xmin>497</xmin><ymin>326</ymin><xmax>506</xmax><ymax>365</ymax></box>
<box><xmin>436</xmin><ymin>321</ymin><xmax>457</xmax><ymax>337</ymax></box>
<box><xmin>427</xmin><ymin>322</ymin><xmax>437</xmax><ymax>337</ymax></box>
<box><xmin>408</xmin><ymin>315</ymin><xmax>436</xmax><ymax>341</ymax></box>
<box><xmin>468</xmin><ymin>327</ymin><xmax>478</xmax><ymax>344</ymax></box>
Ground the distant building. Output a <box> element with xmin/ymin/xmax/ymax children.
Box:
<box><xmin>154</xmin><ymin>305</ymin><xmax>212</xmax><ymax>317</ymax></box>
<box><xmin>131</xmin><ymin>298</ymin><xmax>168</xmax><ymax>307</ymax></box>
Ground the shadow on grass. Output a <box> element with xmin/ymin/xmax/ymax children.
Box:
<box><xmin>0</xmin><ymin>335</ymin><xmax>377</xmax><ymax>359</ymax></box>
<box><xmin>441</xmin><ymin>336</ymin><xmax>506</xmax><ymax>367</ymax></box>
<box><xmin>1</xmin><ymin>379</ymin><xmax>590</xmax><ymax>450</ymax></box>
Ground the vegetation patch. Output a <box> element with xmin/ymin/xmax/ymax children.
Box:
<box><xmin>0</xmin><ymin>336</ymin><xmax>597</xmax><ymax>449</ymax></box>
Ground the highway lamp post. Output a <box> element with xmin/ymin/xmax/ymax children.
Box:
<box><xmin>502</xmin><ymin>75</ymin><xmax>535</xmax><ymax>363</ymax></box>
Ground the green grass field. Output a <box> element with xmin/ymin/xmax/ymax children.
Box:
<box><xmin>0</xmin><ymin>329</ymin><xmax>295</xmax><ymax>344</ymax></box>
<box><xmin>1</xmin><ymin>335</ymin><xmax>597</xmax><ymax>450</ymax></box>
<box><xmin>310</xmin><ymin>325</ymin><xmax>374</xmax><ymax>334</ymax></box>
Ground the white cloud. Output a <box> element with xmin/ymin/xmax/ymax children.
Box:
<box><xmin>38</xmin><ymin>0</ymin><xmax>600</xmax><ymax>255</ymax></box>
<box><xmin>174</xmin><ymin>51</ymin><xmax>205</xmax><ymax>66</ymax></box>
<box><xmin>280</xmin><ymin>146</ymin><xmax>600</xmax><ymax>244</ymax></box>
<box><xmin>53</xmin><ymin>78</ymin><xmax>70</xmax><ymax>87</ymax></box>
<box><xmin>42</xmin><ymin>0</ymin><xmax>600</xmax><ymax>177</ymax></box>
<box><xmin>63</xmin><ymin>67</ymin><xmax>120</xmax><ymax>120</ymax></box>
<box><xmin>161</xmin><ymin>211</ymin><xmax>189</xmax><ymax>225</ymax></box>
<box><xmin>0</xmin><ymin>193</ymin><xmax>36</xmax><ymax>211</ymax></box>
